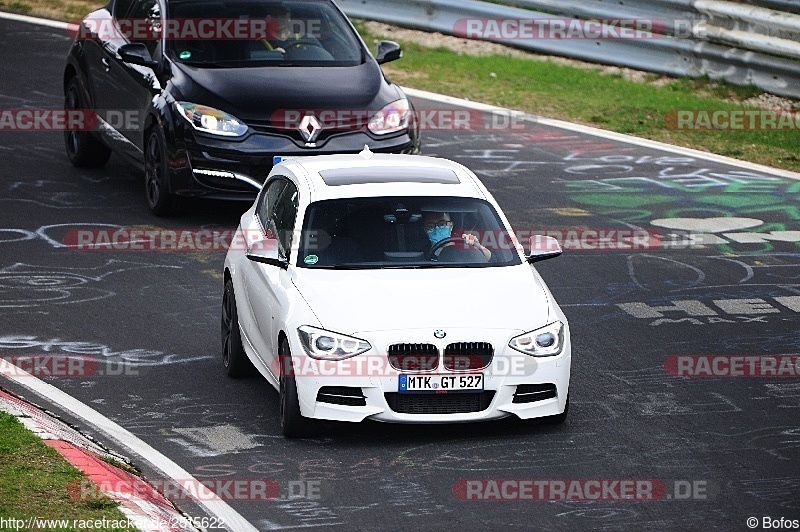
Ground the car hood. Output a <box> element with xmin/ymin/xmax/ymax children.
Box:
<box><xmin>172</xmin><ymin>60</ymin><xmax>392</xmax><ymax>120</ymax></box>
<box><xmin>292</xmin><ymin>265</ymin><xmax>551</xmax><ymax>335</ymax></box>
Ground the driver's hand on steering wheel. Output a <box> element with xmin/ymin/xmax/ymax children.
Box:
<box><xmin>462</xmin><ymin>234</ymin><xmax>479</xmax><ymax>247</ymax></box>
<box><xmin>462</xmin><ymin>233</ymin><xmax>492</xmax><ymax>260</ymax></box>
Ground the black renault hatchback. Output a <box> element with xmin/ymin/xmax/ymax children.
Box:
<box><xmin>64</xmin><ymin>0</ymin><xmax>420</xmax><ymax>215</ymax></box>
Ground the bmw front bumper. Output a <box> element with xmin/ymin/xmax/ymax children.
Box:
<box><xmin>288</xmin><ymin>327</ymin><xmax>571</xmax><ymax>424</ymax></box>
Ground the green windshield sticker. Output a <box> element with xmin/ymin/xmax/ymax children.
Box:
<box><xmin>179</xmin><ymin>50</ymin><xmax>192</xmax><ymax>60</ymax></box>
<box><xmin>304</xmin><ymin>255</ymin><xmax>319</xmax><ymax>265</ymax></box>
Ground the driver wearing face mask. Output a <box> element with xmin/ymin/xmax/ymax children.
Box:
<box><xmin>423</xmin><ymin>212</ymin><xmax>491</xmax><ymax>261</ymax></box>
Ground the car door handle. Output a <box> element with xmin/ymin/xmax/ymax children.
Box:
<box><xmin>101</xmin><ymin>57</ymin><xmax>110</xmax><ymax>72</ymax></box>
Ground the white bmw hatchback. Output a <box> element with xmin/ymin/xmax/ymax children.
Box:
<box><xmin>222</xmin><ymin>150</ymin><xmax>570</xmax><ymax>437</ymax></box>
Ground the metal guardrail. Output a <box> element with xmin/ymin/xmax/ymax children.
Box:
<box><xmin>695</xmin><ymin>1</ymin><xmax>800</xmax><ymax>59</ymax></box>
<box><xmin>504</xmin><ymin>0</ymin><xmax>701</xmax><ymax>34</ymax></box>
<box><xmin>751</xmin><ymin>0</ymin><xmax>800</xmax><ymax>16</ymax></box>
<box><xmin>338</xmin><ymin>0</ymin><xmax>800</xmax><ymax>99</ymax></box>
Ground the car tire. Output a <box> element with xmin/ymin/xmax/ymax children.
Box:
<box><xmin>221</xmin><ymin>279</ymin><xmax>255</xmax><ymax>377</ymax></box>
<box><xmin>543</xmin><ymin>395</ymin><xmax>569</xmax><ymax>425</ymax></box>
<box><xmin>64</xmin><ymin>78</ymin><xmax>111</xmax><ymax>168</ymax></box>
<box><xmin>278</xmin><ymin>336</ymin><xmax>317</xmax><ymax>438</ymax></box>
<box><xmin>144</xmin><ymin>127</ymin><xmax>179</xmax><ymax>216</ymax></box>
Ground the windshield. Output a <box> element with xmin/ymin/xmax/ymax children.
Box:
<box><xmin>297</xmin><ymin>196</ymin><xmax>523</xmax><ymax>269</ymax></box>
<box><xmin>167</xmin><ymin>0</ymin><xmax>363</xmax><ymax>67</ymax></box>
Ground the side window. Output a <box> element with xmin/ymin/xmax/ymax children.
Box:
<box><xmin>113</xmin><ymin>0</ymin><xmax>135</xmax><ymax>19</ymax></box>
<box><xmin>125</xmin><ymin>0</ymin><xmax>161</xmax><ymax>55</ymax></box>
<box><xmin>272</xmin><ymin>182</ymin><xmax>299</xmax><ymax>259</ymax></box>
<box><xmin>255</xmin><ymin>178</ymin><xmax>299</xmax><ymax>259</ymax></box>
<box><xmin>256</xmin><ymin>179</ymin><xmax>286</xmax><ymax>236</ymax></box>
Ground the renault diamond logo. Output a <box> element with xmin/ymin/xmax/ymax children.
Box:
<box><xmin>298</xmin><ymin>114</ymin><xmax>322</xmax><ymax>143</ymax></box>
<box><xmin>434</xmin><ymin>330</ymin><xmax>446</xmax><ymax>339</ymax></box>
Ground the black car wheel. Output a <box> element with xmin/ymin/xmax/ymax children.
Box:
<box><xmin>279</xmin><ymin>336</ymin><xmax>317</xmax><ymax>438</ymax></box>
<box><xmin>144</xmin><ymin>127</ymin><xmax>178</xmax><ymax>216</ymax></box>
<box><xmin>64</xmin><ymin>78</ymin><xmax>111</xmax><ymax>168</ymax></box>
<box><xmin>221</xmin><ymin>279</ymin><xmax>255</xmax><ymax>377</ymax></box>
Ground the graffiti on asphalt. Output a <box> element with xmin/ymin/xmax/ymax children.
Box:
<box><xmin>0</xmin><ymin>335</ymin><xmax>211</xmax><ymax>366</ymax></box>
<box><xmin>608</xmin><ymin>391</ymin><xmax>741</xmax><ymax>416</ymax></box>
<box><xmin>0</xmin><ymin>223</ymin><xmax>123</xmax><ymax>248</ymax></box>
<box><xmin>0</xmin><ymin>259</ymin><xmax>179</xmax><ymax>307</ymax></box>
<box><xmin>610</xmin><ymin>253</ymin><xmax>800</xmax><ymax>325</ymax></box>
<box><xmin>557</xmin><ymin>151</ymin><xmax>798</xmax><ymax>252</ymax></box>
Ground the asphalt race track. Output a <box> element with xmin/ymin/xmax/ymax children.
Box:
<box><xmin>1</xmin><ymin>16</ymin><xmax>799</xmax><ymax>531</ymax></box>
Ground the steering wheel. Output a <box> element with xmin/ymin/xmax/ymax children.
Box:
<box><xmin>428</xmin><ymin>237</ymin><xmax>464</xmax><ymax>260</ymax></box>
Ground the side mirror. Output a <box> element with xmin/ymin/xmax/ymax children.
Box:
<box><xmin>118</xmin><ymin>43</ymin><xmax>158</xmax><ymax>68</ymax></box>
<box><xmin>246</xmin><ymin>232</ymin><xmax>288</xmax><ymax>269</ymax></box>
<box><xmin>240</xmin><ymin>214</ymin><xmax>288</xmax><ymax>269</ymax></box>
<box><xmin>375</xmin><ymin>40</ymin><xmax>402</xmax><ymax>64</ymax></box>
<box><xmin>526</xmin><ymin>235</ymin><xmax>562</xmax><ymax>263</ymax></box>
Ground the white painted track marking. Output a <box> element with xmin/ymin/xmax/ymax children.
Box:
<box><xmin>403</xmin><ymin>90</ymin><xmax>800</xmax><ymax>182</ymax></box>
<box><xmin>0</xmin><ymin>357</ymin><xmax>259</xmax><ymax>532</ymax></box>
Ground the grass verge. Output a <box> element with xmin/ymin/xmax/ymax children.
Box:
<box><xmin>1</xmin><ymin>2</ymin><xmax>798</xmax><ymax>172</ymax></box>
<box><xmin>0</xmin><ymin>412</ymin><xmax>132</xmax><ymax>530</ymax></box>
<box><xmin>354</xmin><ymin>22</ymin><xmax>800</xmax><ymax>172</ymax></box>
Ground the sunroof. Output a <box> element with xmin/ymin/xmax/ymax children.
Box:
<box><xmin>319</xmin><ymin>166</ymin><xmax>461</xmax><ymax>186</ymax></box>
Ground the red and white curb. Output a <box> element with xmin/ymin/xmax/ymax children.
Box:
<box><xmin>0</xmin><ymin>358</ymin><xmax>257</xmax><ymax>531</ymax></box>
<box><xmin>0</xmin><ymin>389</ymin><xmax>193</xmax><ymax>532</ymax></box>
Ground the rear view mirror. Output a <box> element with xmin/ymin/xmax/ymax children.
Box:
<box><xmin>118</xmin><ymin>43</ymin><xmax>158</xmax><ymax>68</ymax></box>
<box><xmin>375</xmin><ymin>41</ymin><xmax>402</xmax><ymax>64</ymax></box>
<box><xmin>526</xmin><ymin>235</ymin><xmax>562</xmax><ymax>263</ymax></box>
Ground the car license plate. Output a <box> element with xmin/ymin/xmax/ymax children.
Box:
<box><xmin>399</xmin><ymin>374</ymin><xmax>483</xmax><ymax>393</ymax></box>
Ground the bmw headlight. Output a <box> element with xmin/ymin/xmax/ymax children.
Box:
<box><xmin>368</xmin><ymin>98</ymin><xmax>410</xmax><ymax>135</ymax></box>
<box><xmin>509</xmin><ymin>322</ymin><xmax>564</xmax><ymax>357</ymax></box>
<box><xmin>175</xmin><ymin>102</ymin><xmax>248</xmax><ymax>137</ymax></box>
<box><xmin>297</xmin><ymin>326</ymin><xmax>372</xmax><ymax>360</ymax></box>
